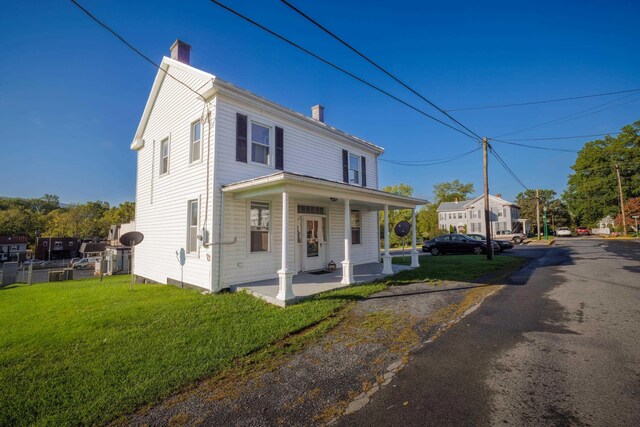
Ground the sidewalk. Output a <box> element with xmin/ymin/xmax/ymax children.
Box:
<box><xmin>120</xmin><ymin>274</ymin><xmax>512</xmax><ymax>426</ymax></box>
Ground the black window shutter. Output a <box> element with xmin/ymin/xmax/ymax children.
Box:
<box><xmin>342</xmin><ymin>149</ymin><xmax>349</xmax><ymax>183</ymax></box>
<box><xmin>275</xmin><ymin>126</ymin><xmax>284</xmax><ymax>170</ymax></box>
<box><xmin>236</xmin><ymin>113</ymin><xmax>247</xmax><ymax>163</ymax></box>
<box><xmin>361</xmin><ymin>157</ymin><xmax>367</xmax><ymax>187</ymax></box>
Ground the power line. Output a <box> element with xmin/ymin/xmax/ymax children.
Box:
<box><xmin>208</xmin><ymin>0</ymin><xmax>478</xmax><ymax>141</ymax></box>
<box><xmin>447</xmin><ymin>88</ymin><xmax>640</xmax><ymax>112</ymax></box>
<box><xmin>279</xmin><ymin>0</ymin><xmax>482</xmax><ymax>141</ymax></box>
<box><xmin>510</xmin><ymin>132</ymin><xmax>619</xmax><ymax>141</ymax></box>
<box><xmin>489</xmin><ymin>145</ymin><xmax>529</xmax><ymax>190</ymax></box>
<box><xmin>69</xmin><ymin>0</ymin><xmax>207</xmax><ymax>102</ymax></box>
<box><xmin>380</xmin><ymin>147</ymin><xmax>481</xmax><ymax>167</ymax></box>
<box><xmin>495</xmin><ymin>92</ymin><xmax>640</xmax><ymax>138</ymax></box>
<box><xmin>490</xmin><ymin>138</ymin><xmax>579</xmax><ymax>153</ymax></box>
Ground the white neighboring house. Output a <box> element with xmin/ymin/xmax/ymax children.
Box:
<box><xmin>437</xmin><ymin>194</ymin><xmax>524</xmax><ymax>236</ymax></box>
<box><xmin>130</xmin><ymin>40</ymin><xmax>426</xmax><ymax>304</ymax></box>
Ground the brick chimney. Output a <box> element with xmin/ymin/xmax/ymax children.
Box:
<box><xmin>170</xmin><ymin>40</ymin><xmax>191</xmax><ymax>65</ymax></box>
<box><xmin>496</xmin><ymin>193</ymin><xmax>502</xmax><ymax>198</ymax></box>
<box><xmin>311</xmin><ymin>105</ymin><xmax>325</xmax><ymax>123</ymax></box>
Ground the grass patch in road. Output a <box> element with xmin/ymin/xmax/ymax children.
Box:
<box><xmin>391</xmin><ymin>254</ymin><xmax>525</xmax><ymax>283</ymax></box>
<box><xmin>0</xmin><ymin>255</ymin><xmax>523</xmax><ymax>426</ymax></box>
<box><xmin>0</xmin><ymin>276</ymin><xmax>383</xmax><ymax>427</ymax></box>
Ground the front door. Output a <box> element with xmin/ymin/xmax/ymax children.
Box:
<box><xmin>303</xmin><ymin>216</ymin><xmax>325</xmax><ymax>271</ymax></box>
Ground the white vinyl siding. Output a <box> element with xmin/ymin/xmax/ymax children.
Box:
<box><xmin>134</xmin><ymin>64</ymin><xmax>212</xmax><ymax>289</ymax></box>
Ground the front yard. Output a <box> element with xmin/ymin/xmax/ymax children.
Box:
<box><xmin>0</xmin><ymin>255</ymin><xmax>523</xmax><ymax>426</ymax></box>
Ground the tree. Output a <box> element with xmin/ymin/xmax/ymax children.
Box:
<box><xmin>0</xmin><ymin>208</ymin><xmax>43</xmax><ymax>238</ymax></box>
<box><xmin>615</xmin><ymin>197</ymin><xmax>640</xmax><ymax>230</ymax></box>
<box><xmin>103</xmin><ymin>202</ymin><xmax>136</xmax><ymax>226</ymax></box>
<box><xmin>515</xmin><ymin>189</ymin><xmax>571</xmax><ymax>232</ymax></box>
<box><xmin>564</xmin><ymin>121</ymin><xmax>640</xmax><ymax>226</ymax></box>
<box><xmin>433</xmin><ymin>180</ymin><xmax>475</xmax><ymax>203</ymax></box>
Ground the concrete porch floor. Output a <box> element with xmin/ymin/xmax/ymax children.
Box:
<box><xmin>231</xmin><ymin>262</ymin><xmax>414</xmax><ymax>307</ymax></box>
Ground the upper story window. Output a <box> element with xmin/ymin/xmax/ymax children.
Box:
<box><xmin>190</xmin><ymin>121</ymin><xmax>201</xmax><ymax>163</ymax></box>
<box><xmin>251</xmin><ymin>123</ymin><xmax>270</xmax><ymax>165</ymax></box>
<box><xmin>349</xmin><ymin>154</ymin><xmax>360</xmax><ymax>184</ymax></box>
<box><xmin>160</xmin><ymin>137</ymin><xmax>170</xmax><ymax>175</ymax></box>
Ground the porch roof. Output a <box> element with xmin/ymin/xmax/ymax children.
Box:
<box><xmin>221</xmin><ymin>172</ymin><xmax>428</xmax><ymax>210</ymax></box>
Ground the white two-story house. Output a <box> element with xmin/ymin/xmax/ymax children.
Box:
<box><xmin>131</xmin><ymin>40</ymin><xmax>425</xmax><ymax>305</ymax></box>
<box><xmin>437</xmin><ymin>194</ymin><xmax>523</xmax><ymax>236</ymax></box>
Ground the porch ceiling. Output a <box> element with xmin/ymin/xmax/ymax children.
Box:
<box><xmin>221</xmin><ymin>172</ymin><xmax>428</xmax><ymax>210</ymax></box>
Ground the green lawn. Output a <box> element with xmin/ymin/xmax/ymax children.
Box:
<box><xmin>0</xmin><ymin>256</ymin><xmax>524</xmax><ymax>426</ymax></box>
<box><xmin>392</xmin><ymin>254</ymin><xmax>524</xmax><ymax>282</ymax></box>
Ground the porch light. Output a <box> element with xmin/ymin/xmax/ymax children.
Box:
<box><xmin>330</xmin><ymin>197</ymin><xmax>338</xmax><ymax>202</ymax></box>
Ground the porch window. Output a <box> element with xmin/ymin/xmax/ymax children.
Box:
<box><xmin>187</xmin><ymin>200</ymin><xmax>198</xmax><ymax>253</ymax></box>
<box><xmin>250</xmin><ymin>201</ymin><xmax>270</xmax><ymax>252</ymax></box>
<box><xmin>349</xmin><ymin>154</ymin><xmax>360</xmax><ymax>184</ymax></box>
<box><xmin>351</xmin><ymin>210</ymin><xmax>361</xmax><ymax>244</ymax></box>
<box><xmin>251</xmin><ymin>123</ymin><xmax>270</xmax><ymax>165</ymax></box>
<box><xmin>190</xmin><ymin>120</ymin><xmax>201</xmax><ymax>163</ymax></box>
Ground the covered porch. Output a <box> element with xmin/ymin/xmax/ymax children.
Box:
<box><xmin>221</xmin><ymin>172</ymin><xmax>427</xmax><ymax>306</ymax></box>
<box><xmin>231</xmin><ymin>261</ymin><xmax>413</xmax><ymax>307</ymax></box>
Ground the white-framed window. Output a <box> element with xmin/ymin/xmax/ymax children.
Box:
<box><xmin>351</xmin><ymin>210</ymin><xmax>361</xmax><ymax>244</ymax></box>
<box><xmin>349</xmin><ymin>153</ymin><xmax>361</xmax><ymax>185</ymax></box>
<box><xmin>250</xmin><ymin>201</ymin><xmax>270</xmax><ymax>252</ymax></box>
<box><xmin>160</xmin><ymin>137</ymin><xmax>170</xmax><ymax>175</ymax></box>
<box><xmin>251</xmin><ymin>122</ymin><xmax>270</xmax><ymax>165</ymax></box>
<box><xmin>69</xmin><ymin>241</ymin><xmax>74</xmax><ymax>247</ymax></box>
<box><xmin>190</xmin><ymin>120</ymin><xmax>201</xmax><ymax>163</ymax></box>
<box><xmin>187</xmin><ymin>199</ymin><xmax>198</xmax><ymax>253</ymax></box>
<box><xmin>43</xmin><ymin>241</ymin><xmax>48</xmax><ymax>247</ymax></box>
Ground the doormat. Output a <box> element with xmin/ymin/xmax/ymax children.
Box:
<box><xmin>307</xmin><ymin>269</ymin><xmax>332</xmax><ymax>275</ymax></box>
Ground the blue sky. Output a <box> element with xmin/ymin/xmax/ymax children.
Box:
<box><xmin>1</xmin><ymin>0</ymin><xmax>638</xmax><ymax>205</ymax></box>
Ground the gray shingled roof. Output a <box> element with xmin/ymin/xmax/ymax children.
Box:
<box><xmin>436</xmin><ymin>201</ymin><xmax>470</xmax><ymax>212</ymax></box>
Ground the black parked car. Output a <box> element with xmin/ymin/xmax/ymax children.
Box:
<box><xmin>422</xmin><ymin>233</ymin><xmax>488</xmax><ymax>255</ymax></box>
<box><xmin>466</xmin><ymin>234</ymin><xmax>514</xmax><ymax>252</ymax></box>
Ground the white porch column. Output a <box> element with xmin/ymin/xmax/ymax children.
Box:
<box><xmin>341</xmin><ymin>199</ymin><xmax>354</xmax><ymax>285</ymax></box>
<box><xmin>410</xmin><ymin>208</ymin><xmax>420</xmax><ymax>268</ymax></box>
<box><xmin>381</xmin><ymin>204</ymin><xmax>393</xmax><ymax>274</ymax></box>
<box><xmin>276</xmin><ymin>192</ymin><xmax>294</xmax><ymax>302</ymax></box>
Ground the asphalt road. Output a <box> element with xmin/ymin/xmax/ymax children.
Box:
<box><xmin>338</xmin><ymin>238</ymin><xmax>640</xmax><ymax>426</ymax></box>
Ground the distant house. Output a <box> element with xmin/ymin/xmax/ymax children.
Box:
<box><xmin>35</xmin><ymin>237</ymin><xmax>81</xmax><ymax>261</ymax></box>
<box><xmin>437</xmin><ymin>194</ymin><xmax>524</xmax><ymax>236</ymax></box>
<box><xmin>0</xmin><ymin>236</ymin><xmax>28</xmax><ymax>263</ymax></box>
<box><xmin>79</xmin><ymin>242</ymin><xmax>106</xmax><ymax>259</ymax></box>
<box><xmin>130</xmin><ymin>40</ymin><xmax>426</xmax><ymax>304</ymax></box>
<box><xmin>104</xmin><ymin>222</ymin><xmax>136</xmax><ymax>275</ymax></box>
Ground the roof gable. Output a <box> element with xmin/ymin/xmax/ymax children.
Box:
<box><xmin>436</xmin><ymin>201</ymin><xmax>470</xmax><ymax>212</ymax></box>
<box><xmin>130</xmin><ymin>58</ymin><xmax>383</xmax><ymax>154</ymax></box>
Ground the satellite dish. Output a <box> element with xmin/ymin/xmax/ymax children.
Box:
<box><xmin>119</xmin><ymin>231</ymin><xmax>144</xmax><ymax>292</ymax></box>
<box><xmin>394</xmin><ymin>221</ymin><xmax>411</xmax><ymax>237</ymax></box>
<box><xmin>120</xmin><ymin>231</ymin><xmax>144</xmax><ymax>246</ymax></box>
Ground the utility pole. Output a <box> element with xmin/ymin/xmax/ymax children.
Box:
<box><xmin>536</xmin><ymin>189</ymin><xmax>541</xmax><ymax>240</ymax></box>
<box><xmin>615</xmin><ymin>163</ymin><xmax>627</xmax><ymax>236</ymax></box>
<box><xmin>483</xmin><ymin>138</ymin><xmax>493</xmax><ymax>260</ymax></box>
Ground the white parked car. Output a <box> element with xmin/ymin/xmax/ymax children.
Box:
<box><xmin>72</xmin><ymin>257</ymin><xmax>101</xmax><ymax>270</ymax></box>
<box><xmin>556</xmin><ymin>227</ymin><xmax>572</xmax><ymax>237</ymax></box>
